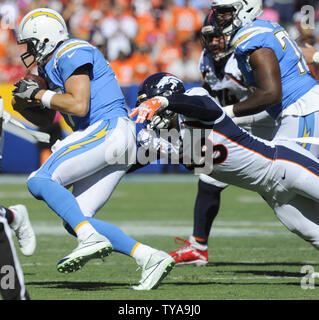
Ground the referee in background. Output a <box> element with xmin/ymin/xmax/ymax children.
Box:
<box><xmin>0</xmin><ymin>216</ymin><xmax>30</xmax><ymax>300</ymax></box>
<box><xmin>0</xmin><ymin>97</ymin><xmax>30</xmax><ymax>300</ymax></box>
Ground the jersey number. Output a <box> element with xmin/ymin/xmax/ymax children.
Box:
<box><xmin>199</xmin><ymin>137</ymin><xmax>228</xmax><ymax>165</ymax></box>
<box><xmin>274</xmin><ymin>29</ymin><xmax>309</xmax><ymax>75</ymax></box>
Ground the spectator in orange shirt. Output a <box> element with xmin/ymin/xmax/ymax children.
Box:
<box><xmin>131</xmin><ymin>46</ymin><xmax>157</xmax><ymax>84</ymax></box>
<box><xmin>170</xmin><ymin>0</ymin><xmax>202</xmax><ymax>44</ymax></box>
<box><xmin>68</xmin><ymin>1</ymin><xmax>93</xmax><ymax>40</ymax></box>
<box><xmin>111</xmin><ymin>51</ymin><xmax>135</xmax><ymax>86</ymax></box>
<box><xmin>156</xmin><ymin>34</ymin><xmax>182</xmax><ymax>72</ymax></box>
<box><xmin>134</xmin><ymin>7</ymin><xmax>156</xmax><ymax>48</ymax></box>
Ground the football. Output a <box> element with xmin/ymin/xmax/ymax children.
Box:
<box><xmin>24</xmin><ymin>74</ymin><xmax>48</xmax><ymax>90</ymax></box>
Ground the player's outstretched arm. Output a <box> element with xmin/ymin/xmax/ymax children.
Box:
<box><xmin>130</xmin><ymin>94</ymin><xmax>223</xmax><ymax>124</ymax></box>
<box><xmin>228</xmin><ymin>48</ymin><xmax>282</xmax><ymax>117</ymax></box>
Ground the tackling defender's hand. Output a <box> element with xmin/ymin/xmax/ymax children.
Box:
<box><xmin>129</xmin><ymin>96</ymin><xmax>169</xmax><ymax>124</ymax></box>
<box><xmin>300</xmin><ymin>43</ymin><xmax>319</xmax><ymax>64</ymax></box>
<box><xmin>12</xmin><ymin>79</ymin><xmax>43</xmax><ymax>101</ymax></box>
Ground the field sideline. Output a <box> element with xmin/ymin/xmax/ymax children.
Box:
<box><xmin>0</xmin><ymin>173</ymin><xmax>319</xmax><ymax>302</ymax></box>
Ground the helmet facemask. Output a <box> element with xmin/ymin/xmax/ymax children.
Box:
<box><xmin>18</xmin><ymin>38</ymin><xmax>41</xmax><ymax>68</ymax></box>
<box><xmin>211</xmin><ymin>3</ymin><xmax>244</xmax><ymax>41</ymax></box>
<box><xmin>200</xmin><ymin>23</ymin><xmax>233</xmax><ymax>62</ymax></box>
<box><xmin>18</xmin><ymin>37</ymin><xmax>56</xmax><ymax>68</ymax></box>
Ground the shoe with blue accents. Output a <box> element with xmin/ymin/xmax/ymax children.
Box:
<box><xmin>57</xmin><ymin>233</ymin><xmax>112</xmax><ymax>273</ymax></box>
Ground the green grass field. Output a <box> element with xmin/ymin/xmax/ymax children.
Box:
<box><xmin>1</xmin><ymin>174</ymin><xmax>319</xmax><ymax>301</ymax></box>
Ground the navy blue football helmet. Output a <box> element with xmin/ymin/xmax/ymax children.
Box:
<box><xmin>136</xmin><ymin>72</ymin><xmax>185</xmax><ymax>107</ymax></box>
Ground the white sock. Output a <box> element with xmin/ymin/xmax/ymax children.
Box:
<box><xmin>75</xmin><ymin>221</ymin><xmax>97</xmax><ymax>241</ymax></box>
<box><xmin>9</xmin><ymin>207</ymin><xmax>22</xmax><ymax>229</ymax></box>
<box><xmin>190</xmin><ymin>236</ymin><xmax>208</xmax><ymax>251</ymax></box>
<box><xmin>131</xmin><ymin>243</ymin><xmax>158</xmax><ymax>266</ymax></box>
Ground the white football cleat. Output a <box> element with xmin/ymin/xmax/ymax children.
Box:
<box><xmin>132</xmin><ymin>250</ymin><xmax>175</xmax><ymax>290</ymax></box>
<box><xmin>9</xmin><ymin>204</ymin><xmax>36</xmax><ymax>256</ymax></box>
<box><xmin>57</xmin><ymin>232</ymin><xmax>113</xmax><ymax>273</ymax></box>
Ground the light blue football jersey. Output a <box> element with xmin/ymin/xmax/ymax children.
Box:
<box><xmin>232</xmin><ymin>19</ymin><xmax>318</xmax><ymax>119</ymax></box>
<box><xmin>41</xmin><ymin>39</ymin><xmax>128</xmax><ymax>131</ymax></box>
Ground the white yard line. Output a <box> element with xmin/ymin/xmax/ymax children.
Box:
<box><xmin>32</xmin><ymin>220</ymin><xmax>289</xmax><ymax>238</ymax></box>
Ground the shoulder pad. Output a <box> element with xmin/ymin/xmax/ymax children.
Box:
<box><xmin>53</xmin><ymin>39</ymin><xmax>94</xmax><ymax>68</ymax></box>
<box><xmin>232</xmin><ymin>26</ymin><xmax>274</xmax><ymax>50</ymax></box>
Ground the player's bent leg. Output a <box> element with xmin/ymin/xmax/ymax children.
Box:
<box><xmin>169</xmin><ymin>177</ymin><xmax>226</xmax><ymax>266</ymax></box>
<box><xmin>193</xmin><ymin>179</ymin><xmax>225</xmax><ymax>241</ymax></box>
<box><xmin>274</xmin><ymin>196</ymin><xmax>319</xmax><ymax>249</ymax></box>
<box><xmin>73</xmin><ymin>165</ymin><xmax>127</xmax><ymax>217</ymax></box>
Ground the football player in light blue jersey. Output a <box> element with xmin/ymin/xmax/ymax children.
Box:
<box><xmin>40</xmin><ymin>38</ymin><xmax>127</xmax><ymax>130</ymax></box>
<box><xmin>12</xmin><ymin>8</ymin><xmax>174</xmax><ymax>290</ymax></box>
<box><xmin>210</xmin><ymin>0</ymin><xmax>319</xmax><ymax>157</ymax></box>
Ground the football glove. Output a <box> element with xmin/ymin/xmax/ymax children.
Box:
<box><xmin>12</xmin><ymin>79</ymin><xmax>42</xmax><ymax>101</ymax></box>
<box><xmin>148</xmin><ymin>110</ymin><xmax>176</xmax><ymax>130</ymax></box>
<box><xmin>129</xmin><ymin>96</ymin><xmax>169</xmax><ymax>124</ymax></box>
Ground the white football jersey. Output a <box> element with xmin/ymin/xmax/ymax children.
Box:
<box><xmin>198</xmin><ymin>51</ymin><xmax>249</xmax><ymax>102</ymax></box>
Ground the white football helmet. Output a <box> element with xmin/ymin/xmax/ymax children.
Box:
<box><xmin>210</xmin><ymin>0</ymin><xmax>263</xmax><ymax>36</ymax></box>
<box><xmin>17</xmin><ymin>8</ymin><xmax>69</xmax><ymax>67</ymax></box>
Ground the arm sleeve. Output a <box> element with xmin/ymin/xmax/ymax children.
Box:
<box><xmin>166</xmin><ymin>93</ymin><xmax>223</xmax><ymax>122</ymax></box>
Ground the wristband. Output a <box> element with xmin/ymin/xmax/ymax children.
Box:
<box><xmin>313</xmin><ymin>52</ymin><xmax>319</xmax><ymax>64</ymax></box>
<box><xmin>41</xmin><ymin>90</ymin><xmax>56</xmax><ymax>109</ymax></box>
<box><xmin>224</xmin><ymin>104</ymin><xmax>235</xmax><ymax>118</ymax></box>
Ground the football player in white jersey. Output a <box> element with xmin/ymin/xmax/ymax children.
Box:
<box><xmin>167</xmin><ymin>9</ymin><xmax>278</xmax><ymax>266</ymax></box>
<box><xmin>130</xmin><ymin>72</ymin><xmax>319</xmax><ymax>254</ymax></box>
<box><xmin>12</xmin><ymin>8</ymin><xmax>174</xmax><ymax>290</ymax></box>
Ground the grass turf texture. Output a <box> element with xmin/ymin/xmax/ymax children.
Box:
<box><xmin>0</xmin><ymin>174</ymin><xmax>318</xmax><ymax>300</ymax></box>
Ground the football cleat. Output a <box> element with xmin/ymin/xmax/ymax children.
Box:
<box><xmin>169</xmin><ymin>237</ymin><xmax>208</xmax><ymax>266</ymax></box>
<box><xmin>131</xmin><ymin>251</ymin><xmax>175</xmax><ymax>290</ymax></box>
<box><xmin>9</xmin><ymin>204</ymin><xmax>36</xmax><ymax>256</ymax></box>
<box><xmin>57</xmin><ymin>233</ymin><xmax>112</xmax><ymax>273</ymax></box>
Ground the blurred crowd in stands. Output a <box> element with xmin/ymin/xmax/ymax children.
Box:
<box><xmin>0</xmin><ymin>0</ymin><xmax>319</xmax><ymax>85</ymax></box>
